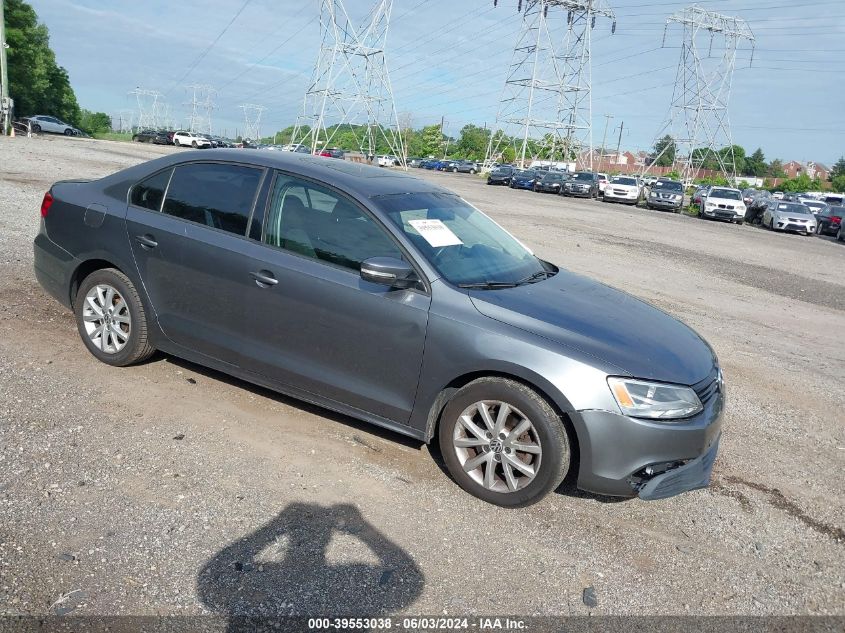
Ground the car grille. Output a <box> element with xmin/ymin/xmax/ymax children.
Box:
<box><xmin>716</xmin><ymin>203</ymin><xmax>736</xmax><ymax>210</ymax></box>
<box><xmin>692</xmin><ymin>369</ymin><xmax>722</xmax><ymax>407</ymax></box>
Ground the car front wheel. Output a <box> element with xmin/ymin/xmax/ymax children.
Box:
<box><xmin>438</xmin><ymin>378</ymin><xmax>571</xmax><ymax>507</ymax></box>
<box><xmin>64</xmin><ymin>128</ymin><xmax>73</xmax><ymax>136</ymax></box>
<box><xmin>75</xmin><ymin>268</ymin><xmax>155</xmax><ymax>367</ymax></box>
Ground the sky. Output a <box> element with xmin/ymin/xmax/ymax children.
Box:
<box><xmin>28</xmin><ymin>0</ymin><xmax>845</xmax><ymax>165</ymax></box>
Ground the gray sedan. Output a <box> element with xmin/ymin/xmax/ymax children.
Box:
<box><xmin>34</xmin><ymin>151</ymin><xmax>723</xmax><ymax>506</ymax></box>
<box><xmin>762</xmin><ymin>201</ymin><xmax>818</xmax><ymax>235</ymax></box>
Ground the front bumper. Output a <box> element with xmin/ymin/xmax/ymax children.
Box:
<box><xmin>511</xmin><ymin>181</ymin><xmax>535</xmax><ymax>189</ymax></box>
<box><xmin>487</xmin><ymin>178</ymin><xmax>510</xmax><ymax>185</ymax></box>
<box><xmin>605</xmin><ymin>192</ymin><xmax>639</xmax><ymax>203</ymax></box>
<box><xmin>702</xmin><ymin>208</ymin><xmax>743</xmax><ymax>221</ymax></box>
<box><xmin>572</xmin><ymin>373</ymin><xmax>724</xmax><ymax>499</ymax></box>
<box><xmin>563</xmin><ymin>187</ymin><xmax>593</xmax><ymax>197</ymax></box>
<box><xmin>536</xmin><ymin>185</ymin><xmax>561</xmax><ymax>193</ymax></box>
<box><xmin>647</xmin><ymin>197</ymin><xmax>683</xmax><ymax>210</ymax></box>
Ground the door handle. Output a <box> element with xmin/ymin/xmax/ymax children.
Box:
<box><xmin>250</xmin><ymin>270</ymin><xmax>278</xmax><ymax>287</ymax></box>
<box><xmin>135</xmin><ymin>234</ymin><xmax>158</xmax><ymax>249</ymax></box>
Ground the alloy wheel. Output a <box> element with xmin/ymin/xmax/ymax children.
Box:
<box><xmin>82</xmin><ymin>284</ymin><xmax>131</xmax><ymax>354</ymax></box>
<box><xmin>452</xmin><ymin>400</ymin><xmax>542</xmax><ymax>493</ymax></box>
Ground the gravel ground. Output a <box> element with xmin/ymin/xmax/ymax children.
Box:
<box><xmin>0</xmin><ymin>135</ymin><xmax>843</xmax><ymax>618</ymax></box>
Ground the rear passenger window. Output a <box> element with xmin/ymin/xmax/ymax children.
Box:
<box><xmin>162</xmin><ymin>163</ymin><xmax>263</xmax><ymax>236</ymax></box>
<box><xmin>130</xmin><ymin>169</ymin><xmax>172</xmax><ymax>212</ymax></box>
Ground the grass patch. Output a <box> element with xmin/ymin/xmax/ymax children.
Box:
<box><xmin>92</xmin><ymin>132</ymin><xmax>134</xmax><ymax>142</ymax></box>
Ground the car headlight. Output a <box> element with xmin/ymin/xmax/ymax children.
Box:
<box><xmin>607</xmin><ymin>377</ymin><xmax>703</xmax><ymax>420</ymax></box>
<box><xmin>649</xmin><ymin>191</ymin><xmax>657</xmax><ymax>197</ymax></box>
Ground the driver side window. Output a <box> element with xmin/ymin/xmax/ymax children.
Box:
<box><xmin>263</xmin><ymin>174</ymin><xmax>403</xmax><ymax>271</ymax></box>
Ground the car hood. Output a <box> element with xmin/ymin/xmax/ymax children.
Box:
<box><xmin>774</xmin><ymin>211</ymin><xmax>814</xmax><ymax>219</ymax></box>
<box><xmin>468</xmin><ymin>270</ymin><xmax>715</xmax><ymax>385</ymax></box>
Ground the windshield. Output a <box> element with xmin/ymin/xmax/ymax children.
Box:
<box><xmin>513</xmin><ymin>170</ymin><xmax>536</xmax><ymax>178</ymax></box>
<box><xmin>572</xmin><ymin>172</ymin><xmax>594</xmax><ymax>182</ymax></box>
<box><xmin>611</xmin><ymin>177</ymin><xmax>637</xmax><ymax>186</ymax></box>
<box><xmin>494</xmin><ymin>166</ymin><xmax>514</xmax><ymax>174</ymax></box>
<box><xmin>774</xmin><ymin>203</ymin><xmax>810</xmax><ymax>215</ymax></box>
<box><xmin>542</xmin><ymin>174</ymin><xmax>563</xmax><ymax>182</ymax></box>
<box><xmin>654</xmin><ymin>180</ymin><xmax>683</xmax><ymax>191</ymax></box>
<box><xmin>709</xmin><ymin>189</ymin><xmax>741</xmax><ymax>201</ymax></box>
<box><xmin>375</xmin><ymin>192</ymin><xmax>546</xmax><ymax>286</ymax></box>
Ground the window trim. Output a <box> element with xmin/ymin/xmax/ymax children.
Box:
<box><xmin>128</xmin><ymin>160</ymin><xmax>268</xmax><ymax>240</ymax></box>
<box><xmin>258</xmin><ymin>168</ymin><xmax>431</xmax><ymax>294</ymax></box>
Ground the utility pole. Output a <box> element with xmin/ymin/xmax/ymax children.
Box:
<box><xmin>599</xmin><ymin>114</ymin><xmax>614</xmax><ymax>170</ymax></box>
<box><xmin>1</xmin><ymin>0</ymin><xmax>12</xmax><ymax>136</ymax></box>
<box><xmin>615</xmin><ymin>120</ymin><xmax>624</xmax><ymax>164</ymax></box>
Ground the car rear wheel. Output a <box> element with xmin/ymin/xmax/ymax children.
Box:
<box><xmin>837</xmin><ymin>226</ymin><xmax>843</xmax><ymax>241</ymax></box>
<box><xmin>30</xmin><ymin>123</ymin><xmax>42</xmax><ymax>134</ymax></box>
<box><xmin>74</xmin><ymin>268</ymin><xmax>154</xmax><ymax>367</ymax></box>
<box><xmin>470</xmin><ymin>169</ymin><xmax>476</xmax><ymax>174</ymax></box>
<box><xmin>64</xmin><ymin>128</ymin><xmax>73</xmax><ymax>136</ymax></box>
<box><xmin>174</xmin><ymin>139</ymin><xmax>181</xmax><ymax>146</ymax></box>
<box><xmin>438</xmin><ymin>378</ymin><xmax>570</xmax><ymax>507</ymax></box>
<box><xmin>192</xmin><ymin>141</ymin><xmax>198</xmax><ymax>148</ymax></box>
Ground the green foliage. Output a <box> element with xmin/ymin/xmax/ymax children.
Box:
<box><xmin>744</xmin><ymin>148</ymin><xmax>767</xmax><ymax>177</ymax></box>
<box><xmin>651</xmin><ymin>135</ymin><xmax>675</xmax><ymax>167</ymax></box>
<box><xmin>694</xmin><ymin>175</ymin><xmax>730</xmax><ymax>187</ymax></box>
<box><xmin>664</xmin><ymin>170</ymin><xmax>680</xmax><ymax>181</ymax></box>
<box><xmin>501</xmin><ymin>146</ymin><xmax>516</xmax><ymax>163</ymax></box>
<box><xmin>737</xmin><ymin>180</ymin><xmax>751</xmax><ymax>189</ymax></box>
<box><xmin>777</xmin><ymin>173</ymin><xmax>820</xmax><ymax>192</ymax></box>
<box><xmin>4</xmin><ymin>0</ymin><xmax>80</xmax><ymax>124</ymax></box>
<box><xmin>767</xmin><ymin>159</ymin><xmax>786</xmax><ymax>179</ymax></box>
<box><xmin>417</xmin><ymin>124</ymin><xmax>445</xmax><ymax>157</ymax></box>
<box><xmin>77</xmin><ymin>109</ymin><xmax>111</xmax><ymax>135</ymax></box>
<box><xmin>455</xmin><ymin>124</ymin><xmax>490</xmax><ymax>161</ymax></box>
<box><xmin>92</xmin><ymin>131</ymin><xmax>132</xmax><ymax>142</ymax></box>
<box><xmin>831</xmin><ymin>175</ymin><xmax>845</xmax><ymax>193</ymax></box>
<box><xmin>831</xmin><ymin>157</ymin><xmax>845</xmax><ymax>179</ymax></box>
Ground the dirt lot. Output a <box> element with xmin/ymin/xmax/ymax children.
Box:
<box><xmin>1</xmin><ymin>136</ymin><xmax>843</xmax><ymax>618</ymax></box>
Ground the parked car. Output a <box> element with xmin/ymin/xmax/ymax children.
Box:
<box><xmin>762</xmin><ymin>201</ymin><xmax>817</xmax><ymax>235</ymax></box>
<box><xmin>509</xmin><ymin>170</ymin><xmax>539</xmax><ymax>190</ymax></box>
<box><xmin>692</xmin><ymin>185</ymin><xmax>711</xmax><ymax>206</ymax></box>
<box><xmin>561</xmin><ymin>172</ymin><xmax>599</xmax><ymax>198</ymax></box>
<box><xmin>377</xmin><ymin>155</ymin><xmax>400</xmax><ymax>167</ymax></box>
<box><xmin>33</xmin><ymin>150</ymin><xmax>724</xmax><ymax>507</ymax></box>
<box><xmin>603</xmin><ymin>176</ymin><xmax>641</xmax><ymax>205</ymax></box>
<box><xmin>209</xmin><ymin>137</ymin><xmax>234</xmax><ymax>149</ymax></box>
<box><xmin>823</xmin><ymin>194</ymin><xmax>844</xmax><ymax>206</ymax></box>
<box><xmin>131</xmin><ymin>129</ymin><xmax>169</xmax><ymax>145</ymax></box>
<box><xmin>645</xmin><ymin>179</ymin><xmax>684</xmax><ymax>212</ymax></box>
<box><xmin>798</xmin><ymin>198</ymin><xmax>827</xmax><ymax>215</ymax></box>
<box><xmin>408</xmin><ymin>157</ymin><xmax>425</xmax><ymax>168</ymax></box>
<box><xmin>281</xmin><ymin>143</ymin><xmax>310</xmax><ymax>153</ymax></box>
<box><xmin>699</xmin><ymin>187</ymin><xmax>746</xmax><ymax>224</ymax></box>
<box><xmin>318</xmin><ymin>148</ymin><xmax>345</xmax><ymax>159</ymax></box>
<box><xmin>172</xmin><ymin>131</ymin><xmax>212</xmax><ymax>148</ymax></box>
<box><xmin>421</xmin><ymin>159</ymin><xmax>440</xmax><ymax>170</ymax></box>
<box><xmin>772</xmin><ymin>191</ymin><xmax>784</xmax><ymax>200</ymax></box>
<box><xmin>24</xmin><ymin>115</ymin><xmax>76</xmax><ymax>136</ymax></box>
<box><xmin>455</xmin><ymin>160</ymin><xmax>479</xmax><ymax>174</ymax></box>
<box><xmin>745</xmin><ymin>190</ymin><xmax>773</xmax><ymax>225</ymax></box>
<box><xmin>438</xmin><ymin>160</ymin><xmax>460</xmax><ymax>172</ymax></box>
<box><xmin>815</xmin><ymin>205</ymin><xmax>844</xmax><ymax>236</ymax></box>
<box><xmin>487</xmin><ymin>165</ymin><xmax>515</xmax><ymax>185</ymax></box>
<box><xmin>534</xmin><ymin>172</ymin><xmax>568</xmax><ymax>194</ymax></box>
<box><xmin>596</xmin><ymin>173</ymin><xmax>609</xmax><ymax>197</ymax></box>
<box><xmin>741</xmin><ymin>188</ymin><xmax>757</xmax><ymax>207</ymax></box>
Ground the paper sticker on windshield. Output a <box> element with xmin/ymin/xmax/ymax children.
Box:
<box><xmin>409</xmin><ymin>219</ymin><xmax>463</xmax><ymax>247</ymax></box>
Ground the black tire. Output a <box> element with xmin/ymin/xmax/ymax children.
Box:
<box><xmin>438</xmin><ymin>377</ymin><xmax>571</xmax><ymax>507</ymax></box>
<box><xmin>31</xmin><ymin>123</ymin><xmax>42</xmax><ymax>134</ymax></box>
<box><xmin>74</xmin><ymin>268</ymin><xmax>155</xmax><ymax>367</ymax></box>
<box><xmin>470</xmin><ymin>169</ymin><xmax>476</xmax><ymax>174</ymax></box>
<box><xmin>64</xmin><ymin>128</ymin><xmax>73</xmax><ymax>136</ymax></box>
<box><xmin>736</xmin><ymin>220</ymin><xmax>744</xmax><ymax>225</ymax></box>
<box><xmin>837</xmin><ymin>226</ymin><xmax>843</xmax><ymax>241</ymax></box>
<box><xmin>192</xmin><ymin>141</ymin><xmax>198</xmax><ymax>148</ymax></box>
<box><xmin>174</xmin><ymin>139</ymin><xmax>181</xmax><ymax>147</ymax></box>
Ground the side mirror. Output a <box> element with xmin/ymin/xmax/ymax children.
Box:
<box><xmin>360</xmin><ymin>257</ymin><xmax>419</xmax><ymax>290</ymax></box>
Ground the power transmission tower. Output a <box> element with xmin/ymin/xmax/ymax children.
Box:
<box><xmin>128</xmin><ymin>88</ymin><xmax>163</xmax><ymax>131</ymax></box>
<box><xmin>292</xmin><ymin>0</ymin><xmax>406</xmax><ymax>166</ymax></box>
<box><xmin>240</xmin><ymin>103</ymin><xmax>266</xmax><ymax>142</ymax></box>
<box><xmin>114</xmin><ymin>109</ymin><xmax>134</xmax><ymax>133</ymax></box>
<box><xmin>645</xmin><ymin>6</ymin><xmax>755</xmax><ymax>182</ymax></box>
<box><xmin>484</xmin><ymin>0</ymin><xmax>616</xmax><ymax>170</ymax></box>
<box><xmin>1</xmin><ymin>0</ymin><xmax>12</xmax><ymax>136</ymax></box>
<box><xmin>184</xmin><ymin>84</ymin><xmax>215</xmax><ymax>135</ymax></box>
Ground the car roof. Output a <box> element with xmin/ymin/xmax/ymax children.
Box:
<box><xmin>126</xmin><ymin>149</ymin><xmax>452</xmax><ymax>199</ymax></box>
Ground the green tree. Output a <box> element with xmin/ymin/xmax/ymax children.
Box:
<box><xmin>767</xmin><ymin>159</ymin><xmax>786</xmax><ymax>179</ymax></box>
<box><xmin>744</xmin><ymin>148</ymin><xmax>767</xmax><ymax>177</ymax></box>
<box><xmin>4</xmin><ymin>0</ymin><xmax>80</xmax><ymax>124</ymax></box>
<box><xmin>830</xmin><ymin>156</ymin><xmax>845</xmax><ymax>179</ymax></box>
<box><xmin>418</xmin><ymin>124</ymin><xmax>444</xmax><ymax>157</ymax></box>
<box><xmin>455</xmin><ymin>124</ymin><xmax>489</xmax><ymax>160</ymax></box>
<box><xmin>77</xmin><ymin>109</ymin><xmax>111</xmax><ymax>135</ymax></box>
<box><xmin>651</xmin><ymin>135</ymin><xmax>676</xmax><ymax>167</ymax></box>
<box><xmin>831</xmin><ymin>175</ymin><xmax>845</xmax><ymax>193</ymax></box>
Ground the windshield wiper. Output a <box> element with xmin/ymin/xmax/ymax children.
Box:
<box><xmin>457</xmin><ymin>281</ymin><xmax>519</xmax><ymax>289</ymax></box>
<box><xmin>515</xmin><ymin>270</ymin><xmax>555</xmax><ymax>285</ymax></box>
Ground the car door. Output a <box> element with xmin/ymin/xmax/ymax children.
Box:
<box><xmin>238</xmin><ymin>172</ymin><xmax>431</xmax><ymax>424</ymax></box>
<box><xmin>126</xmin><ymin>161</ymin><xmax>266</xmax><ymax>366</ymax></box>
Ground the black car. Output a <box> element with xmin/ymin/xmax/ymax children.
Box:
<box><xmin>816</xmin><ymin>205</ymin><xmax>844</xmax><ymax>237</ymax></box>
<box><xmin>534</xmin><ymin>172</ymin><xmax>569</xmax><ymax>193</ymax></box>
<box><xmin>487</xmin><ymin>165</ymin><xmax>515</xmax><ymax>185</ymax></box>
<box><xmin>561</xmin><ymin>172</ymin><xmax>599</xmax><ymax>198</ymax></box>
<box><xmin>745</xmin><ymin>190</ymin><xmax>773</xmax><ymax>225</ymax></box>
<box><xmin>645</xmin><ymin>179</ymin><xmax>684</xmax><ymax>212</ymax></box>
<box><xmin>132</xmin><ymin>129</ymin><xmax>169</xmax><ymax>145</ymax></box>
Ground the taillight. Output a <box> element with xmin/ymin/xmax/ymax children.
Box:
<box><xmin>832</xmin><ymin>216</ymin><xmax>842</xmax><ymax>223</ymax></box>
<box><xmin>40</xmin><ymin>192</ymin><xmax>54</xmax><ymax>218</ymax></box>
